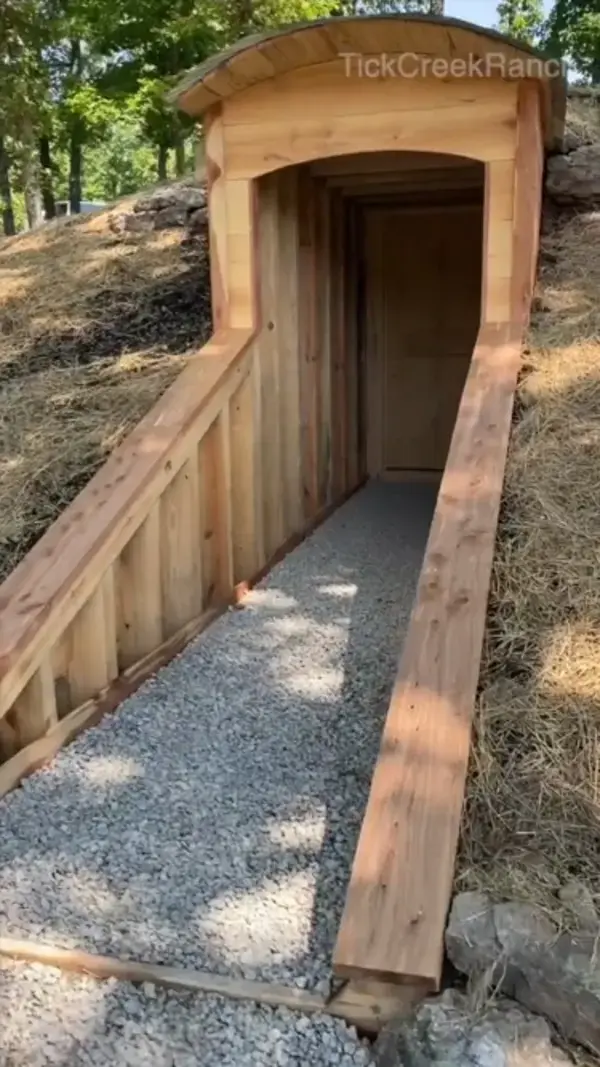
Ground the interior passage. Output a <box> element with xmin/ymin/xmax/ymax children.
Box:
<box><xmin>0</xmin><ymin>481</ymin><xmax>435</xmax><ymax>990</ymax></box>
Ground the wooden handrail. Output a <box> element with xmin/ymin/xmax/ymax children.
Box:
<box><xmin>333</xmin><ymin>320</ymin><xmax>523</xmax><ymax>989</ymax></box>
<box><xmin>0</xmin><ymin>328</ymin><xmax>254</xmax><ymax>717</ymax></box>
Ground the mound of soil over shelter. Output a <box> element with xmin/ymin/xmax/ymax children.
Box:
<box><xmin>0</xmin><ymin>187</ymin><xmax>211</xmax><ymax>582</ymax></box>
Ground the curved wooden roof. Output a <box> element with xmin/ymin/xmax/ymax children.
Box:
<box><xmin>171</xmin><ymin>15</ymin><xmax>565</xmax><ymax>147</ymax></box>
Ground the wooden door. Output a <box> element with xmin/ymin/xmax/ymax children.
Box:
<box><xmin>364</xmin><ymin>204</ymin><xmax>482</xmax><ymax>475</ymax></box>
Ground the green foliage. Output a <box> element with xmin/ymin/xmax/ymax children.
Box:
<box><xmin>545</xmin><ymin>0</ymin><xmax>600</xmax><ymax>81</ymax></box>
<box><xmin>497</xmin><ymin>0</ymin><xmax>545</xmax><ymax>43</ymax></box>
<box><xmin>350</xmin><ymin>0</ymin><xmax>444</xmax><ymax>12</ymax></box>
<box><xmin>9</xmin><ymin>0</ymin><xmax>600</xmax><ymax>236</ymax></box>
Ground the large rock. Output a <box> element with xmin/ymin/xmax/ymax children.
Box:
<box><xmin>546</xmin><ymin>145</ymin><xmax>600</xmax><ymax>205</ymax></box>
<box><xmin>133</xmin><ymin>181</ymin><xmax>206</xmax><ymax>214</ymax></box>
<box><xmin>446</xmin><ymin>891</ymin><xmax>600</xmax><ymax>1056</ymax></box>
<box><xmin>374</xmin><ymin>989</ymin><xmax>569</xmax><ymax>1067</ymax></box>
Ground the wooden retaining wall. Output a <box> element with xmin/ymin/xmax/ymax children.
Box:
<box><xmin>0</xmin><ymin>164</ymin><xmax>362</xmax><ymax>794</ymax></box>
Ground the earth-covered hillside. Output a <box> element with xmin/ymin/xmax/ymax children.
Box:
<box><xmin>0</xmin><ymin>180</ymin><xmax>210</xmax><ymax>582</ymax></box>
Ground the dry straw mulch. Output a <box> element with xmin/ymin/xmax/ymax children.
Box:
<box><xmin>457</xmin><ymin>207</ymin><xmax>600</xmax><ymax>921</ymax></box>
<box><xmin>0</xmin><ymin>202</ymin><xmax>211</xmax><ymax>582</ymax></box>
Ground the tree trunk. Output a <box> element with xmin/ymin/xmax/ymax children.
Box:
<box><xmin>68</xmin><ymin>39</ymin><xmax>84</xmax><ymax>214</ymax></box>
<box><xmin>69</xmin><ymin>125</ymin><xmax>83</xmax><ymax>213</ymax></box>
<box><xmin>232</xmin><ymin>0</ymin><xmax>254</xmax><ymax>37</ymax></box>
<box><xmin>174</xmin><ymin>134</ymin><xmax>186</xmax><ymax>177</ymax></box>
<box><xmin>157</xmin><ymin>143</ymin><xmax>169</xmax><ymax>182</ymax></box>
<box><xmin>21</xmin><ymin>116</ymin><xmax>43</xmax><ymax>229</ymax></box>
<box><xmin>0</xmin><ymin>136</ymin><xmax>15</xmax><ymax>236</ymax></box>
<box><xmin>39</xmin><ymin>135</ymin><xmax>56</xmax><ymax>220</ymax></box>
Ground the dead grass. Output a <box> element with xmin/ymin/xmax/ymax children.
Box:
<box><xmin>564</xmin><ymin>92</ymin><xmax>600</xmax><ymax>145</ymax></box>
<box><xmin>0</xmin><ymin>199</ymin><xmax>211</xmax><ymax>581</ymax></box>
<box><xmin>457</xmin><ymin>207</ymin><xmax>600</xmax><ymax>920</ymax></box>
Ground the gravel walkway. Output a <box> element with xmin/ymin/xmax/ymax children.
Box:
<box><xmin>0</xmin><ymin>481</ymin><xmax>434</xmax><ymax>1061</ymax></box>
<box><xmin>0</xmin><ymin>959</ymin><xmax>375</xmax><ymax>1066</ymax></box>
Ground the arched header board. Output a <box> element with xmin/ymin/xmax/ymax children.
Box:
<box><xmin>171</xmin><ymin>15</ymin><xmax>565</xmax><ymax>149</ymax></box>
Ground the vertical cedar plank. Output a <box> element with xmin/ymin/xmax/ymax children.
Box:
<box><xmin>102</xmin><ymin>566</ymin><xmax>118</xmax><ymax>684</ymax></box>
<box><xmin>117</xmin><ymin>507</ymin><xmax>162</xmax><ymax>670</ymax></box>
<box><xmin>226</xmin><ymin>179</ymin><xmax>256</xmax><ymax>329</ymax></box>
<box><xmin>67</xmin><ymin>583</ymin><xmax>111</xmax><ymax>706</ymax></box>
<box><xmin>160</xmin><ymin>457</ymin><xmax>203</xmax><ymax>639</ymax></box>
<box><xmin>259</xmin><ymin>172</ymin><xmax>284</xmax><ymax>559</ymax></box>
<box><xmin>10</xmin><ymin>657</ymin><xmax>58</xmax><ymax>747</ymax></box>
<box><xmin>345</xmin><ymin>202</ymin><xmax>361</xmax><ymax>488</ymax></box>
<box><xmin>277</xmin><ymin>167</ymin><xmax>303</xmax><ymax>537</ymax></box>
<box><xmin>297</xmin><ymin>167</ymin><xmax>319</xmax><ymax>520</ymax></box>
<box><xmin>199</xmin><ymin>411</ymin><xmax>234</xmax><ymax>605</ymax></box>
<box><xmin>252</xmin><ymin>350</ymin><xmax>266</xmax><ymax>569</ymax></box>
<box><xmin>205</xmin><ymin>106</ymin><xmax>228</xmax><ymax>330</ymax></box>
<box><xmin>229</xmin><ymin>369</ymin><xmax>258</xmax><ymax>583</ymax></box>
<box><xmin>364</xmin><ymin>210</ymin><xmax>385</xmax><ymax>478</ymax></box>
<box><xmin>329</xmin><ymin>189</ymin><xmax>347</xmax><ymax>500</ymax></box>
<box><xmin>511</xmin><ymin>80</ymin><xmax>543</xmax><ymax>325</ymax></box>
<box><xmin>482</xmin><ymin>160</ymin><xmax>514</xmax><ymax>324</ymax></box>
<box><xmin>316</xmin><ymin>178</ymin><xmax>332</xmax><ymax>508</ymax></box>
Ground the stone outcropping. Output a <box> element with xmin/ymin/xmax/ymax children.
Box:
<box><xmin>546</xmin><ymin>144</ymin><xmax>600</xmax><ymax>205</ymax></box>
<box><xmin>446</xmin><ymin>890</ymin><xmax>600</xmax><ymax>1057</ymax></box>
<box><xmin>108</xmin><ymin>179</ymin><xmax>207</xmax><ymax>239</ymax></box>
<box><xmin>374</xmin><ymin>990</ymin><xmax>569</xmax><ymax>1067</ymax></box>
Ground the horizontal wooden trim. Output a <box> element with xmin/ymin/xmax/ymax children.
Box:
<box><xmin>0</xmin><ymin>937</ymin><xmax>423</xmax><ymax>1032</ymax></box>
<box><xmin>0</xmin><ymin>482</ymin><xmax>365</xmax><ymax>800</ymax></box>
<box><xmin>0</xmin><ymin>329</ymin><xmax>254</xmax><ymax>719</ymax></box>
<box><xmin>333</xmin><ymin>320</ymin><xmax>522</xmax><ymax>990</ymax></box>
<box><xmin>0</xmin><ymin>607</ymin><xmax>220</xmax><ymax>799</ymax></box>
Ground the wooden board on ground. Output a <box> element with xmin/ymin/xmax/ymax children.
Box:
<box><xmin>0</xmin><ymin>938</ymin><xmax>423</xmax><ymax>1033</ymax></box>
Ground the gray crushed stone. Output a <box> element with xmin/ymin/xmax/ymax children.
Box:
<box><xmin>0</xmin><ymin>482</ymin><xmax>435</xmax><ymax>991</ymax></box>
<box><xmin>0</xmin><ymin>960</ymin><xmax>375</xmax><ymax>1066</ymax></box>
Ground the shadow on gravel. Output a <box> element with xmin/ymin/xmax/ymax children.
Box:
<box><xmin>0</xmin><ymin>482</ymin><xmax>438</xmax><ymax>1058</ymax></box>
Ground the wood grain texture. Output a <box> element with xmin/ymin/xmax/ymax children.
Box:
<box><xmin>9</xmin><ymin>658</ymin><xmax>57</xmax><ymax>747</ymax></box>
<box><xmin>205</xmin><ymin>106</ymin><xmax>229</xmax><ymax>330</ymax></box>
<box><xmin>224</xmin><ymin>100</ymin><xmax>517</xmax><ymax>179</ymax></box>
<box><xmin>258</xmin><ymin>172</ymin><xmax>284</xmax><ymax>558</ymax></box>
<box><xmin>329</xmin><ymin>189</ymin><xmax>347</xmax><ymax>499</ymax></box>
<box><xmin>0</xmin><ymin>936</ymin><xmax>421</xmax><ymax>1031</ymax></box>
<box><xmin>226</xmin><ymin>179</ymin><xmax>256</xmax><ymax>328</ymax></box>
<box><xmin>316</xmin><ymin>177</ymin><xmax>332</xmax><ymax>508</ymax></box>
<box><xmin>511</xmin><ymin>80</ymin><xmax>544</xmax><ymax>325</ymax></box>
<box><xmin>297</xmin><ymin>167</ymin><xmax>320</xmax><ymax>520</ymax></box>
<box><xmin>160</xmin><ymin>455</ymin><xmax>203</xmax><ymax>638</ymax></box>
<box><xmin>174</xmin><ymin>19</ymin><xmax>562</xmax><ymax>151</ymax></box>
<box><xmin>344</xmin><ymin>202</ymin><xmax>362</xmax><ymax>490</ymax></box>
<box><xmin>224</xmin><ymin>66</ymin><xmax>515</xmax><ymax>125</ymax></box>
<box><xmin>116</xmin><ymin>507</ymin><xmax>163</xmax><ymax>670</ymax></box>
<box><xmin>363</xmin><ymin>204</ymin><xmax>482</xmax><ymax>475</ymax></box>
<box><xmin>276</xmin><ymin>166</ymin><xmax>303</xmax><ymax>537</ymax></box>
<box><xmin>229</xmin><ymin>368</ymin><xmax>259</xmax><ymax>583</ymax></box>
<box><xmin>199</xmin><ymin>412</ymin><xmax>234</xmax><ymax>605</ymax></box>
<box><xmin>0</xmin><ymin>329</ymin><xmax>253</xmax><ymax>718</ymax></box>
<box><xmin>333</xmin><ymin>324</ymin><xmax>522</xmax><ymax>988</ymax></box>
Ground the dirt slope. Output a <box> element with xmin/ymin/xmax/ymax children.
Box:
<box><xmin>0</xmin><ymin>189</ymin><xmax>211</xmax><ymax>582</ymax></box>
<box><xmin>458</xmin><ymin>201</ymin><xmax>600</xmax><ymax>918</ymax></box>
